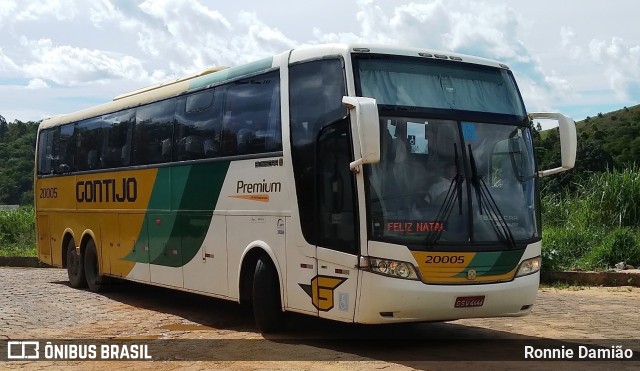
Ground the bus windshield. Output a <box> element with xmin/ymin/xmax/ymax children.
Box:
<box><xmin>356</xmin><ymin>56</ymin><xmax>526</xmax><ymax>116</ymax></box>
<box><xmin>356</xmin><ymin>56</ymin><xmax>537</xmax><ymax>249</ymax></box>
<box><xmin>366</xmin><ymin>117</ymin><xmax>539</xmax><ymax>248</ymax></box>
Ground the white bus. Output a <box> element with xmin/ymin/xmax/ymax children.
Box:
<box><xmin>35</xmin><ymin>44</ymin><xmax>576</xmax><ymax>332</ymax></box>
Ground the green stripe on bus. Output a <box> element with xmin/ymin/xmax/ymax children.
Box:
<box><xmin>126</xmin><ymin>161</ymin><xmax>230</xmax><ymax>267</ymax></box>
<box><xmin>487</xmin><ymin>249</ymin><xmax>526</xmax><ymax>274</ymax></box>
<box><xmin>456</xmin><ymin>249</ymin><xmax>525</xmax><ymax>278</ymax></box>
<box><xmin>172</xmin><ymin>160</ymin><xmax>230</xmax><ymax>266</ymax></box>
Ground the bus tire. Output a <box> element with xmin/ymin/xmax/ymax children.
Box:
<box><xmin>84</xmin><ymin>239</ymin><xmax>104</xmax><ymax>293</ymax></box>
<box><xmin>66</xmin><ymin>238</ymin><xmax>87</xmax><ymax>288</ymax></box>
<box><xmin>252</xmin><ymin>255</ymin><xmax>286</xmax><ymax>333</ymax></box>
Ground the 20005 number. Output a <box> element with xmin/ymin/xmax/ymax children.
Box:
<box><xmin>425</xmin><ymin>255</ymin><xmax>465</xmax><ymax>264</ymax></box>
<box><xmin>39</xmin><ymin>187</ymin><xmax>58</xmax><ymax>199</ymax></box>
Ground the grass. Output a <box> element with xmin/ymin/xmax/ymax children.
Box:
<box><xmin>541</xmin><ymin>167</ymin><xmax>640</xmax><ymax>271</ymax></box>
<box><xmin>0</xmin><ymin>207</ymin><xmax>36</xmax><ymax>257</ymax></box>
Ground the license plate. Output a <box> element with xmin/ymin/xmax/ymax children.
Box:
<box><xmin>454</xmin><ymin>295</ymin><xmax>485</xmax><ymax>308</ymax></box>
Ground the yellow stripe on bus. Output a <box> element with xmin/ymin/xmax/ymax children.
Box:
<box><xmin>35</xmin><ymin>168</ymin><xmax>159</xmax><ymax>277</ymax></box>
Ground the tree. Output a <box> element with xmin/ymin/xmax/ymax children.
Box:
<box><xmin>0</xmin><ymin>115</ymin><xmax>7</xmax><ymax>142</ymax></box>
<box><xmin>0</xmin><ymin>119</ymin><xmax>38</xmax><ymax>205</ymax></box>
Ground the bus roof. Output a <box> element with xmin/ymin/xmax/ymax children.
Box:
<box><xmin>39</xmin><ymin>43</ymin><xmax>509</xmax><ymax>130</ymax></box>
<box><xmin>288</xmin><ymin>43</ymin><xmax>507</xmax><ymax>70</ymax></box>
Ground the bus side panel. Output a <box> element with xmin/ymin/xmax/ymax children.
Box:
<box><xmin>35</xmin><ymin>175</ymin><xmax>77</xmax><ymax>267</ymax></box>
<box><xmin>148</xmin><ymin>211</ymin><xmax>184</xmax><ymax>288</ymax></box>
<box><xmin>123</xmin><ymin>161</ymin><xmax>231</xmax><ymax>289</ymax></box>
<box><xmin>182</xmin><ymin>215</ymin><xmax>228</xmax><ymax>295</ymax></box>
<box><xmin>226</xmin><ymin>215</ymin><xmax>286</xmax><ymax>300</ymax></box>
<box><xmin>99</xmin><ymin>213</ymin><xmax>117</xmax><ymax>275</ymax></box>
<box><xmin>47</xmin><ymin>212</ymin><xmax>75</xmax><ymax>267</ymax></box>
<box><xmin>83</xmin><ymin>168</ymin><xmax>158</xmax><ymax>280</ymax></box>
<box><xmin>119</xmin><ymin>213</ymin><xmax>149</xmax><ymax>281</ymax></box>
<box><xmin>35</xmin><ymin>176</ymin><xmax>77</xmax><ymax>211</ymax></box>
<box><xmin>212</xmin><ymin>158</ymin><xmax>290</xmax><ymax>300</ymax></box>
<box><xmin>36</xmin><ymin>213</ymin><xmax>52</xmax><ymax>265</ymax></box>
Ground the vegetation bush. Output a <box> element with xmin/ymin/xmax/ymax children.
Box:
<box><xmin>541</xmin><ymin>226</ymin><xmax>600</xmax><ymax>272</ymax></box>
<box><xmin>541</xmin><ymin>168</ymin><xmax>640</xmax><ymax>271</ymax></box>
<box><xmin>580</xmin><ymin>169</ymin><xmax>640</xmax><ymax>228</ymax></box>
<box><xmin>581</xmin><ymin>228</ymin><xmax>640</xmax><ymax>269</ymax></box>
<box><xmin>0</xmin><ymin>207</ymin><xmax>36</xmax><ymax>257</ymax></box>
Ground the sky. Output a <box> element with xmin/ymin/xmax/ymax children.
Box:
<box><xmin>0</xmin><ymin>0</ymin><xmax>638</xmax><ymax>129</ymax></box>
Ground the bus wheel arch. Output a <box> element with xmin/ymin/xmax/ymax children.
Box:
<box><xmin>239</xmin><ymin>245</ymin><xmax>281</xmax><ymax>302</ymax></box>
<box><xmin>239</xmin><ymin>247</ymin><xmax>263</xmax><ymax>307</ymax></box>
<box><xmin>61</xmin><ymin>230</ymin><xmax>75</xmax><ymax>269</ymax></box>
<box><xmin>238</xmin><ymin>245</ymin><xmax>287</xmax><ymax>333</ymax></box>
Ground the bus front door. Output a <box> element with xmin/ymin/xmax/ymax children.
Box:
<box><xmin>314</xmin><ymin>122</ymin><xmax>359</xmax><ymax>322</ymax></box>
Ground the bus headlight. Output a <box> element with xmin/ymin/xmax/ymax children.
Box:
<box><xmin>364</xmin><ymin>257</ymin><xmax>420</xmax><ymax>280</ymax></box>
<box><xmin>515</xmin><ymin>256</ymin><xmax>541</xmax><ymax>277</ymax></box>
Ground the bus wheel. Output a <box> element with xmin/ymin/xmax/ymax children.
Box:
<box><xmin>84</xmin><ymin>239</ymin><xmax>103</xmax><ymax>293</ymax></box>
<box><xmin>252</xmin><ymin>255</ymin><xmax>286</xmax><ymax>333</ymax></box>
<box><xmin>66</xmin><ymin>238</ymin><xmax>87</xmax><ymax>288</ymax></box>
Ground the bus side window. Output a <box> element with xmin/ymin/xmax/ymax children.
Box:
<box><xmin>37</xmin><ymin>128</ymin><xmax>55</xmax><ymax>175</ymax></box>
<box><xmin>76</xmin><ymin>117</ymin><xmax>104</xmax><ymax>172</ymax></box>
<box><xmin>222</xmin><ymin>71</ymin><xmax>281</xmax><ymax>156</ymax></box>
<box><xmin>175</xmin><ymin>89</ymin><xmax>221</xmax><ymax>160</ymax></box>
<box><xmin>134</xmin><ymin>98</ymin><xmax>176</xmax><ymax>165</ymax></box>
<box><xmin>57</xmin><ymin>123</ymin><xmax>76</xmax><ymax>173</ymax></box>
<box><xmin>102</xmin><ymin>109</ymin><xmax>134</xmax><ymax>169</ymax></box>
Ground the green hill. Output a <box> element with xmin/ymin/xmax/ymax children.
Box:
<box><xmin>535</xmin><ymin>104</ymin><xmax>640</xmax><ymax>188</ymax></box>
<box><xmin>575</xmin><ymin>104</ymin><xmax>640</xmax><ymax>166</ymax></box>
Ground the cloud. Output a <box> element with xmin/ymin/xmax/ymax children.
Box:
<box><xmin>86</xmin><ymin>0</ymin><xmax>296</xmax><ymax>77</ymax></box>
<box><xmin>0</xmin><ymin>0</ymin><xmax>17</xmax><ymax>24</ymax></box>
<box><xmin>88</xmin><ymin>0</ymin><xmax>121</xmax><ymax>27</ymax></box>
<box><xmin>560</xmin><ymin>26</ymin><xmax>582</xmax><ymax>59</ymax></box>
<box><xmin>444</xmin><ymin>3</ymin><xmax>530</xmax><ymax>62</ymax></box>
<box><xmin>26</xmin><ymin>78</ymin><xmax>50</xmax><ymax>90</ymax></box>
<box><xmin>312</xmin><ymin>0</ymin><xmax>530</xmax><ymax>62</ymax></box>
<box><xmin>1</xmin><ymin>0</ymin><xmax>604</xmax><ymax>122</ymax></box>
<box><xmin>589</xmin><ymin>37</ymin><xmax>640</xmax><ymax>100</ymax></box>
<box><xmin>0</xmin><ymin>48</ymin><xmax>21</xmax><ymax>72</ymax></box>
<box><xmin>544</xmin><ymin>71</ymin><xmax>575</xmax><ymax>100</ymax></box>
<box><xmin>234</xmin><ymin>11</ymin><xmax>297</xmax><ymax>59</ymax></box>
<box><xmin>311</xmin><ymin>0</ymin><xmax>562</xmax><ymax>112</ymax></box>
<box><xmin>19</xmin><ymin>38</ymin><xmax>149</xmax><ymax>86</ymax></box>
<box><xmin>15</xmin><ymin>0</ymin><xmax>79</xmax><ymax>21</ymax></box>
<box><xmin>3</xmin><ymin>0</ymin><xmax>552</xmax><ymax>89</ymax></box>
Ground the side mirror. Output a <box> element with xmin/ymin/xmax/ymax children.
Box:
<box><xmin>342</xmin><ymin>96</ymin><xmax>381</xmax><ymax>171</ymax></box>
<box><xmin>530</xmin><ymin>112</ymin><xmax>577</xmax><ymax>177</ymax></box>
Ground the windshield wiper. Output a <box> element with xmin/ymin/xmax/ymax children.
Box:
<box><xmin>425</xmin><ymin>143</ymin><xmax>464</xmax><ymax>247</ymax></box>
<box><xmin>468</xmin><ymin>145</ymin><xmax>517</xmax><ymax>249</ymax></box>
